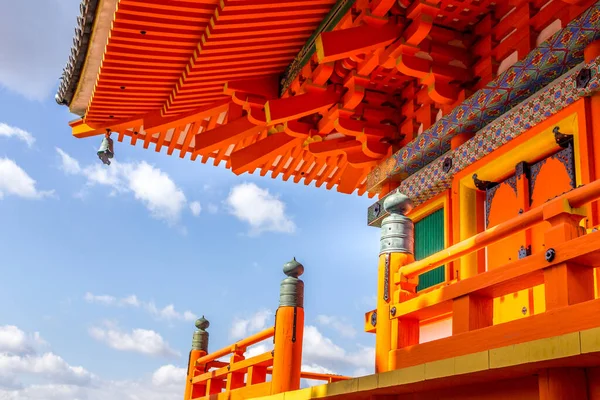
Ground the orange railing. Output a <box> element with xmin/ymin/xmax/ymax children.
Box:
<box><xmin>184</xmin><ymin>260</ymin><xmax>350</xmax><ymax>400</ymax></box>
<box><xmin>188</xmin><ymin>327</ymin><xmax>276</xmax><ymax>399</ymax></box>
<box><xmin>376</xmin><ymin>179</ymin><xmax>600</xmax><ymax>371</ymax></box>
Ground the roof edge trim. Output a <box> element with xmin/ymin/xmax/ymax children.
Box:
<box><xmin>55</xmin><ymin>0</ymin><xmax>100</xmax><ymax>109</ymax></box>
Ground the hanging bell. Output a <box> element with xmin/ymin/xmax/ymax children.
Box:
<box><xmin>97</xmin><ymin>136</ymin><xmax>114</xmax><ymax>165</ymax></box>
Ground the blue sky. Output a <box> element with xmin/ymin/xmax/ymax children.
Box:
<box><xmin>0</xmin><ymin>1</ymin><xmax>378</xmax><ymax>399</ymax></box>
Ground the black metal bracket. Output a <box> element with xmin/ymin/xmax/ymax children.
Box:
<box><xmin>576</xmin><ymin>68</ymin><xmax>592</xmax><ymax>89</ymax></box>
<box><xmin>518</xmin><ymin>245</ymin><xmax>531</xmax><ymax>259</ymax></box>
<box><xmin>553</xmin><ymin>126</ymin><xmax>574</xmax><ymax>148</ymax></box>
<box><xmin>473</xmin><ymin>173</ymin><xmax>497</xmax><ymax>191</ymax></box>
<box><xmin>443</xmin><ymin>157</ymin><xmax>453</xmax><ymax>173</ymax></box>
<box><xmin>291</xmin><ymin>307</ymin><xmax>297</xmax><ymax>343</ymax></box>
<box><xmin>383</xmin><ymin>253</ymin><xmax>390</xmax><ymax>302</ymax></box>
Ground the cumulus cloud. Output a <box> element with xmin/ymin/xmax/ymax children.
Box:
<box><xmin>0</xmin><ymin>326</ymin><xmax>46</xmax><ymax>355</ymax></box>
<box><xmin>190</xmin><ymin>201</ymin><xmax>201</xmax><ymax>216</ymax></box>
<box><xmin>56</xmin><ymin>148</ymin><xmax>188</xmax><ymax>225</ymax></box>
<box><xmin>0</xmin><ymin>123</ymin><xmax>35</xmax><ymax>147</ymax></box>
<box><xmin>229</xmin><ymin>309</ymin><xmax>273</xmax><ymax>340</ymax></box>
<box><xmin>316</xmin><ymin>315</ymin><xmax>357</xmax><ymax>338</ymax></box>
<box><xmin>0</xmin><ymin>325</ymin><xmax>188</xmax><ymax>399</ymax></box>
<box><xmin>84</xmin><ymin>292</ymin><xmax>197</xmax><ymax>322</ymax></box>
<box><xmin>151</xmin><ymin>365</ymin><xmax>186</xmax><ymax>387</ymax></box>
<box><xmin>225</xmin><ymin>183</ymin><xmax>295</xmax><ymax>235</ymax></box>
<box><xmin>0</xmin><ymin>325</ymin><xmax>93</xmax><ymax>390</ymax></box>
<box><xmin>0</xmin><ymin>158</ymin><xmax>54</xmax><ymax>200</ymax></box>
<box><xmin>88</xmin><ymin>323</ymin><xmax>180</xmax><ymax>358</ymax></box>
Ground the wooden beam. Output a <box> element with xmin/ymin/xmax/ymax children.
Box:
<box><xmin>230</xmin><ymin>133</ymin><xmax>300</xmax><ymax>175</ymax></box>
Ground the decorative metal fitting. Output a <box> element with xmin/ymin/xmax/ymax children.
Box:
<box><xmin>373</xmin><ymin>202</ymin><xmax>381</xmax><ymax>218</ymax></box>
<box><xmin>553</xmin><ymin>126</ymin><xmax>573</xmax><ymax>148</ymax></box>
<box><xmin>518</xmin><ymin>245</ymin><xmax>531</xmax><ymax>259</ymax></box>
<box><xmin>473</xmin><ymin>174</ymin><xmax>497</xmax><ymax>191</ymax></box>
<box><xmin>280</xmin><ymin>258</ymin><xmax>305</xmax><ymax>308</ymax></box>
<box><xmin>576</xmin><ymin>68</ymin><xmax>592</xmax><ymax>89</ymax></box>
<box><xmin>192</xmin><ymin>316</ymin><xmax>210</xmax><ymax>351</ymax></box>
<box><xmin>442</xmin><ymin>157</ymin><xmax>453</xmax><ymax>173</ymax></box>
<box><xmin>545</xmin><ymin>248</ymin><xmax>556</xmax><ymax>262</ymax></box>
<box><xmin>390</xmin><ymin>306</ymin><xmax>396</xmax><ymax>316</ymax></box>
<box><xmin>521</xmin><ymin>306</ymin><xmax>528</xmax><ymax>315</ymax></box>
<box><xmin>380</xmin><ymin>191</ymin><xmax>414</xmax><ymax>255</ymax></box>
<box><xmin>371</xmin><ymin>311</ymin><xmax>377</xmax><ymax>327</ymax></box>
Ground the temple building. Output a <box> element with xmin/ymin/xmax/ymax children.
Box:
<box><xmin>57</xmin><ymin>0</ymin><xmax>600</xmax><ymax>398</ymax></box>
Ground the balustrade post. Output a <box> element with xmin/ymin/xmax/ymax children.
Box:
<box><xmin>271</xmin><ymin>258</ymin><xmax>305</xmax><ymax>394</ymax></box>
<box><xmin>377</xmin><ymin>192</ymin><xmax>418</xmax><ymax>373</ymax></box>
<box><xmin>542</xmin><ymin>198</ymin><xmax>594</xmax><ymax>310</ymax></box>
<box><xmin>184</xmin><ymin>316</ymin><xmax>209</xmax><ymax>400</ymax></box>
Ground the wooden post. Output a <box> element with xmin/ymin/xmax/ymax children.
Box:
<box><xmin>452</xmin><ymin>294</ymin><xmax>493</xmax><ymax>334</ymax></box>
<box><xmin>542</xmin><ymin>198</ymin><xmax>594</xmax><ymax>310</ymax></box>
<box><xmin>538</xmin><ymin>368</ymin><xmax>588</xmax><ymax>400</ymax></box>
<box><xmin>378</xmin><ymin>192</ymin><xmax>418</xmax><ymax>373</ymax></box>
<box><xmin>271</xmin><ymin>258</ymin><xmax>305</xmax><ymax>394</ymax></box>
<box><xmin>184</xmin><ymin>316</ymin><xmax>209</xmax><ymax>400</ymax></box>
<box><xmin>225</xmin><ymin>346</ymin><xmax>245</xmax><ymax>391</ymax></box>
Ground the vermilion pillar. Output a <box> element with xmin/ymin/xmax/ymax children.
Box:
<box><xmin>376</xmin><ymin>191</ymin><xmax>417</xmax><ymax>373</ymax></box>
<box><xmin>271</xmin><ymin>258</ymin><xmax>305</xmax><ymax>394</ymax></box>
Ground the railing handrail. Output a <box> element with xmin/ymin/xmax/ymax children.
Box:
<box><xmin>195</xmin><ymin>326</ymin><xmax>275</xmax><ymax>366</ymax></box>
<box><xmin>399</xmin><ymin>178</ymin><xmax>600</xmax><ymax>280</ymax></box>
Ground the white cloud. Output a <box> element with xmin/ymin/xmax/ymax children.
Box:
<box><xmin>190</xmin><ymin>201</ymin><xmax>201</xmax><ymax>216</ymax></box>
<box><xmin>316</xmin><ymin>315</ymin><xmax>357</xmax><ymax>338</ymax></box>
<box><xmin>151</xmin><ymin>365</ymin><xmax>186</xmax><ymax>387</ymax></box>
<box><xmin>88</xmin><ymin>323</ymin><xmax>180</xmax><ymax>358</ymax></box>
<box><xmin>0</xmin><ymin>353</ymin><xmax>94</xmax><ymax>386</ymax></box>
<box><xmin>0</xmin><ymin>326</ymin><xmax>46</xmax><ymax>355</ymax></box>
<box><xmin>0</xmin><ymin>325</ymin><xmax>187</xmax><ymax>399</ymax></box>
<box><xmin>56</xmin><ymin>148</ymin><xmax>188</xmax><ymax>225</ymax></box>
<box><xmin>0</xmin><ymin>158</ymin><xmax>54</xmax><ymax>200</ymax></box>
<box><xmin>225</xmin><ymin>183</ymin><xmax>295</xmax><ymax>235</ymax></box>
<box><xmin>0</xmin><ymin>123</ymin><xmax>35</xmax><ymax>147</ymax></box>
<box><xmin>230</xmin><ymin>309</ymin><xmax>273</xmax><ymax>340</ymax></box>
<box><xmin>0</xmin><ymin>325</ymin><xmax>93</xmax><ymax>390</ymax></box>
<box><xmin>84</xmin><ymin>292</ymin><xmax>197</xmax><ymax>322</ymax></box>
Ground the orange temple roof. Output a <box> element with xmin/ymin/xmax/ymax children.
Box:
<box><xmin>57</xmin><ymin>0</ymin><xmax>594</xmax><ymax>197</ymax></box>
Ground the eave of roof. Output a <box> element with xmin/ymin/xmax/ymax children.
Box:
<box><xmin>55</xmin><ymin>0</ymin><xmax>99</xmax><ymax>109</ymax></box>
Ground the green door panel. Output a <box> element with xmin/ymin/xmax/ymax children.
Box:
<box><xmin>414</xmin><ymin>208</ymin><xmax>445</xmax><ymax>291</ymax></box>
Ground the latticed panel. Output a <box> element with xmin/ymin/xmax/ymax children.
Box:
<box><xmin>415</xmin><ymin>208</ymin><xmax>445</xmax><ymax>291</ymax></box>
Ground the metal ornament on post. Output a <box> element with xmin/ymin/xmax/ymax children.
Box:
<box><xmin>97</xmin><ymin>130</ymin><xmax>114</xmax><ymax>165</ymax></box>
<box><xmin>279</xmin><ymin>257</ymin><xmax>305</xmax><ymax>308</ymax></box>
<box><xmin>192</xmin><ymin>316</ymin><xmax>210</xmax><ymax>352</ymax></box>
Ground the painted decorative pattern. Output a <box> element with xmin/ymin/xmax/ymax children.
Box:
<box><xmin>368</xmin><ymin>58</ymin><xmax>600</xmax><ymax>226</ymax></box>
<box><xmin>367</xmin><ymin>1</ymin><xmax>600</xmax><ymax>193</ymax></box>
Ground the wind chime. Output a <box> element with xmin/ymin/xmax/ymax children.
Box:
<box><xmin>97</xmin><ymin>129</ymin><xmax>114</xmax><ymax>165</ymax></box>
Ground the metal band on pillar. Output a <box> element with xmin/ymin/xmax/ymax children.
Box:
<box><xmin>280</xmin><ymin>258</ymin><xmax>304</xmax><ymax>308</ymax></box>
<box><xmin>192</xmin><ymin>316</ymin><xmax>209</xmax><ymax>352</ymax></box>
<box><xmin>380</xmin><ymin>191</ymin><xmax>414</xmax><ymax>256</ymax></box>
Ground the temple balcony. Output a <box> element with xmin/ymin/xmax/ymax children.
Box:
<box><xmin>183</xmin><ymin>172</ymin><xmax>600</xmax><ymax>400</ymax></box>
